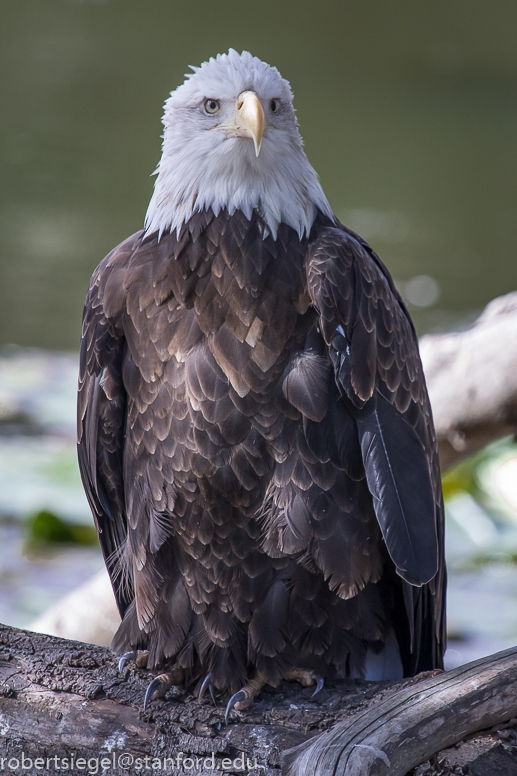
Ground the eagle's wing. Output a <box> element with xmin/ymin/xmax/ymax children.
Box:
<box><xmin>77</xmin><ymin>233</ymin><xmax>142</xmax><ymax>618</ymax></box>
<box><xmin>306</xmin><ymin>223</ymin><xmax>446</xmax><ymax>670</ymax></box>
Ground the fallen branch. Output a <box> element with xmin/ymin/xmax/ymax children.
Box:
<box><xmin>2</xmin><ymin>624</ymin><xmax>517</xmax><ymax>775</ymax></box>
<box><xmin>0</xmin><ymin>623</ymin><xmax>387</xmax><ymax>773</ymax></box>
<box><xmin>420</xmin><ymin>291</ymin><xmax>517</xmax><ymax>469</ymax></box>
<box><xmin>283</xmin><ymin>645</ymin><xmax>517</xmax><ymax>775</ymax></box>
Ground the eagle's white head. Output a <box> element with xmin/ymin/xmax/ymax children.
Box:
<box><xmin>145</xmin><ymin>50</ymin><xmax>333</xmax><ymax>240</ymax></box>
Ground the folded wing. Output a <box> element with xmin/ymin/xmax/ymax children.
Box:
<box><xmin>306</xmin><ymin>222</ymin><xmax>446</xmax><ymax>669</ymax></box>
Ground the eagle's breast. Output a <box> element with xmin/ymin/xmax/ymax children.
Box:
<box><xmin>115</xmin><ymin>211</ymin><xmax>321</xmax><ymax>569</ymax></box>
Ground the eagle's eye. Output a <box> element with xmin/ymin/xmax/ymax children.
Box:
<box><xmin>204</xmin><ymin>99</ymin><xmax>220</xmax><ymax>115</ymax></box>
<box><xmin>269</xmin><ymin>99</ymin><xmax>279</xmax><ymax>113</ymax></box>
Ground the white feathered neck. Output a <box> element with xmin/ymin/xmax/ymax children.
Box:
<box><xmin>145</xmin><ymin>50</ymin><xmax>333</xmax><ymax>240</ymax></box>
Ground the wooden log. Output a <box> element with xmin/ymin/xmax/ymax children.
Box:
<box><xmin>3</xmin><ymin>623</ymin><xmax>517</xmax><ymax>774</ymax></box>
<box><xmin>283</xmin><ymin>645</ymin><xmax>517</xmax><ymax>776</ymax></box>
<box><xmin>0</xmin><ymin>622</ymin><xmax>385</xmax><ymax>773</ymax></box>
<box><xmin>28</xmin><ymin>569</ymin><xmax>120</xmax><ymax>648</ymax></box>
<box><xmin>420</xmin><ymin>291</ymin><xmax>517</xmax><ymax>469</ymax></box>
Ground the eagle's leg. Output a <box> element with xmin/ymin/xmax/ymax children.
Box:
<box><xmin>283</xmin><ymin>667</ymin><xmax>325</xmax><ymax>698</ymax></box>
<box><xmin>117</xmin><ymin>649</ymin><xmax>149</xmax><ymax>673</ymax></box>
<box><xmin>143</xmin><ymin>664</ymin><xmax>185</xmax><ymax>711</ymax></box>
<box><xmin>224</xmin><ymin>667</ymin><xmax>325</xmax><ymax>722</ymax></box>
<box><xmin>225</xmin><ymin>670</ymin><xmax>269</xmax><ymax>722</ymax></box>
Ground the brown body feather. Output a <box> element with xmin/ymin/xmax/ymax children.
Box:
<box><xmin>77</xmin><ymin>208</ymin><xmax>445</xmax><ymax>692</ymax></box>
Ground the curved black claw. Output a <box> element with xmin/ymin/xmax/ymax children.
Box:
<box><xmin>199</xmin><ymin>674</ymin><xmax>217</xmax><ymax>705</ymax></box>
<box><xmin>118</xmin><ymin>651</ymin><xmax>138</xmax><ymax>674</ymax></box>
<box><xmin>311</xmin><ymin>675</ymin><xmax>324</xmax><ymax>698</ymax></box>
<box><xmin>199</xmin><ymin>674</ymin><xmax>211</xmax><ymax>700</ymax></box>
<box><xmin>225</xmin><ymin>690</ymin><xmax>247</xmax><ymax>723</ymax></box>
<box><xmin>144</xmin><ymin>677</ymin><xmax>166</xmax><ymax>712</ymax></box>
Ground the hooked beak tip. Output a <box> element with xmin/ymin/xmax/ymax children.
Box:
<box><xmin>236</xmin><ymin>91</ymin><xmax>264</xmax><ymax>158</ymax></box>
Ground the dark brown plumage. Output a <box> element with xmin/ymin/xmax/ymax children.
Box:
<box><xmin>78</xmin><ymin>207</ymin><xmax>446</xmax><ymax>696</ymax></box>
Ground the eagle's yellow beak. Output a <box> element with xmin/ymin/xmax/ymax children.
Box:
<box><xmin>235</xmin><ymin>91</ymin><xmax>264</xmax><ymax>156</ymax></box>
<box><xmin>214</xmin><ymin>91</ymin><xmax>265</xmax><ymax>157</ymax></box>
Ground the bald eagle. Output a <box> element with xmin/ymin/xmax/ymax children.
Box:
<box><xmin>78</xmin><ymin>50</ymin><xmax>445</xmax><ymax>717</ymax></box>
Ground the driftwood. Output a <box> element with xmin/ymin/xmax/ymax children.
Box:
<box><xmin>283</xmin><ymin>647</ymin><xmax>517</xmax><ymax>775</ymax></box>
<box><xmin>2</xmin><ymin>623</ymin><xmax>517</xmax><ymax>775</ymax></box>
<box><xmin>0</xmin><ymin>623</ymin><xmax>393</xmax><ymax>774</ymax></box>
<box><xmin>421</xmin><ymin>291</ymin><xmax>517</xmax><ymax>469</ymax></box>
<box><xmin>29</xmin><ymin>569</ymin><xmax>120</xmax><ymax>649</ymax></box>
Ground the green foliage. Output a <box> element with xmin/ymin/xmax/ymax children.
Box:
<box><xmin>25</xmin><ymin>509</ymin><xmax>97</xmax><ymax>546</ymax></box>
<box><xmin>442</xmin><ymin>436</ymin><xmax>517</xmax><ymax>569</ymax></box>
<box><xmin>442</xmin><ymin>437</ymin><xmax>517</xmax><ymax>506</ymax></box>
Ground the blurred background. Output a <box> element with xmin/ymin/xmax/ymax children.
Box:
<box><xmin>1</xmin><ymin>0</ymin><xmax>517</xmax><ymax>669</ymax></box>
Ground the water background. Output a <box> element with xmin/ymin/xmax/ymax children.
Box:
<box><xmin>2</xmin><ymin>0</ymin><xmax>517</xmax><ymax>348</ymax></box>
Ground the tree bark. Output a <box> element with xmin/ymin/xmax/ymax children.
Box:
<box><xmin>0</xmin><ymin>623</ymin><xmax>391</xmax><ymax>774</ymax></box>
<box><xmin>420</xmin><ymin>291</ymin><xmax>517</xmax><ymax>469</ymax></box>
<box><xmin>283</xmin><ymin>646</ymin><xmax>517</xmax><ymax>776</ymax></box>
<box><xmin>2</xmin><ymin>623</ymin><xmax>517</xmax><ymax>775</ymax></box>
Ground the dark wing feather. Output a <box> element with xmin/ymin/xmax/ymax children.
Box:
<box><xmin>328</xmin><ymin>326</ymin><xmax>437</xmax><ymax>585</ymax></box>
<box><xmin>306</xmin><ymin>221</ymin><xmax>446</xmax><ymax>669</ymax></box>
<box><xmin>77</xmin><ymin>233</ymin><xmax>142</xmax><ymax>617</ymax></box>
<box><xmin>355</xmin><ymin>394</ymin><xmax>438</xmax><ymax>585</ymax></box>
